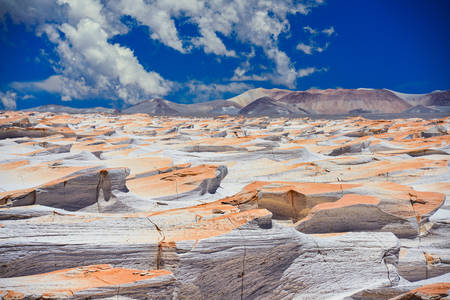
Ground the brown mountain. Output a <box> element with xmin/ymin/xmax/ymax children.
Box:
<box><xmin>276</xmin><ymin>88</ymin><xmax>412</xmax><ymax>114</ymax></box>
<box><xmin>23</xmin><ymin>104</ymin><xmax>117</xmax><ymax>114</ymax></box>
<box><xmin>122</xmin><ymin>98</ymin><xmax>241</xmax><ymax>116</ymax></box>
<box><xmin>229</xmin><ymin>88</ymin><xmax>421</xmax><ymax>114</ymax></box>
<box><xmin>390</xmin><ymin>90</ymin><xmax>450</xmax><ymax>107</ymax></box>
<box><xmin>122</xmin><ymin>98</ymin><xmax>180</xmax><ymax>115</ymax></box>
<box><xmin>239</xmin><ymin>96</ymin><xmax>309</xmax><ymax>116</ymax></box>
<box><xmin>227</xmin><ymin>87</ymin><xmax>292</xmax><ymax>107</ymax></box>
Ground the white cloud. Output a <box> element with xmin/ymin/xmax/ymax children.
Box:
<box><xmin>296</xmin><ymin>42</ymin><xmax>329</xmax><ymax>55</ymax></box>
<box><xmin>232</xmin><ymin>44</ymin><xmax>322</xmax><ymax>87</ymax></box>
<box><xmin>322</xmin><ymin>26</ymin><xmax>335</xmax><ymax>36</ymax></box>
<box><xmin>61</xmin><ymin>18</ymin><xmax>171</xmax><ymax>95</ymax></box>
<box><xmin>265</xmin><ymin>48</ymin><xmax>299</xmax><ymax>88</ymax></box>
<box><xmin>304</xmin><ymin>25</ymin><xmax>336</xmax><ymax>36</ymax></box>
<box><xmin>298</xmin><ymin>24</ymin><xmax>335</xmax><ymax>58</ymax></box>
<box><xmin>303</xmin><ymin>26</ymin><xmax>317</xmax><ymax>34</ymax></box>
<box><xmin>298</xmin><ymin>67</ymin><xmax>327</xmax><ymax>78</ymax></box>
<box><xmin>58</xmin><ymin>0</ymin><xmax>106</xmax><ymax>27</ymax></box>
<box><xmin>22</xmin><ymin>94</ymin><xmax>35</xmax><ymax>100</ymax></box>
<box><xmin>230</xmin><ymin>51</ymin><xmax>267</xmax><ymax>82</ymax></box>
<box><xmin>108</xmin><ymin>0</ymin><xmax>324</xmax><ymax>87</ymax></box>
<box><xmin>231</xmin><ymin>67</ymin><xmax>267</xmax><ymax>82</ymax></box>
<box><xmin>13</xmin><ymin>75</ymin><xmax>93</xmax><ymax>101</ymax></box>
<box><xmin>297</xmin><ymin>67</ymin><xmax>317</xmax><ymax>77</ymax></box>
<box><xmin>111</xmin><ymin>0</ymin><xmax>186</xmax><ymax>52</ymax></box>
<box><xmin>296</xmin><ymin>43</ymin><xmax>313</xmax><ymax>55</ymax></box>
<box><xmin>187</xmin><ymin>81</ymin><xmax>252</xmax><ymax>101</ymax></box>
<box><xmin>13</xmin><ymin>1</ymin><xmax>173</xmax><ymax>104</ymax></box>
<box><xmin>193</xmin><ymin>27</ymin><xmax>236</xmax><ymax>57</ymax></box>
<box><xmin>0</xmin><ymin>91</ymin><xmax>17</xmax><ymax>110</ymax></box>
<box><xmin>0</xmin><ymin>0</ymin><xmax>64</xmax><ymax>25</ymax></box>
<box><xmin>2</xmin><ymin>0</ymin><xmax>331</xmax><ymax>102</ymax></box>
<box><xmin>2</xmin><ymin>0</ymin><xmax>172</xmax><ymax>104</ymax></box>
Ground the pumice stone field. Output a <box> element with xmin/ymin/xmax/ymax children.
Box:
<box><xmin>0</xmin><ymin>110</ymin><xmax>449</xmax><ymax>299</ymax></box>
<box><xmin>1</xmin><ymin>0</ymin><xmax>450</xmax><ymax>298</ymax></box>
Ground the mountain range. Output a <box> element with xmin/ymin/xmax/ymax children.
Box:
<box><xmin>21</xmin><ymin>104</ymin><xmax>117</xmax><ymax>114</ymax></box>
<box><xmin>12</xmin><ymin>88</ymin><xmax>450</xmax><ymax>116</ymax></box>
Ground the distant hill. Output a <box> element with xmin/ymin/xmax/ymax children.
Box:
<box><xmin>227</xmin><ymin>87</ymin><xmax>292</xmax><ymax>107</ymax></box>
<box><xmin>230</xmin><ymin>88</ymin><xmax>449</xmax><ymax>115</ymax></box>
<box><xmin>239</xmin><ymin>96</ymin><xmax>309</xmax><ymax>116</ymax></box>
<box><xmin>275</xmin><ymin>88</ymin><xmax>411</xmax><ymax>114</ymax></box>
<box><xmin>122</xmin><ymin>98</ymin><xmax>179</xmax><ymax>115</ymax></box>
<box><xmin>20</xmin><ymin>88</ymin><xmax>449</xmax><ymax>116</ymax></box>
<box><xmin>23</xmin><ymin>105</ymin><xmax>117</xmax><ymax>114</ymax></box>
<box><xmin>402</xmin><ymin>105</ymin><xmax>440</xmax><ymax>114</ymax></box>
<box><xmin>122</xmin><ymin>98</ymin><xmax>241</xmax><ymax>116</ymax></box>
<box><xmin>390</xmin><ymin>90</ymin><xmax>450</xmax><ymax>107</ymax></box>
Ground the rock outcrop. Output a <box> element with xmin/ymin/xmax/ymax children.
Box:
<box><xmin>0</xmin><ymin>110</ymin><xmax>448</xmax><ymax>299</ymax></box>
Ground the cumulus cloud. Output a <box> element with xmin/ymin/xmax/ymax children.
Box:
<box><xmin>296</xmin><ymin>42</ymin><xmax>329</xmax><ymax>55</ymax></box>
<box><xmin>4</xmin><ymin>0</ymin><xmax>172</xmax><ymax>104</ymax></box>
<box><xmin>40</xmin><ymin>18</ymin><xmax>172</xmax><ymax>103</ymax></box>
<box><xmin>110</xmin><ymin>0</ymin><xmax>186</xmax><ymax>53</ymax></box>
<box><xmin>187</xmin><ymin>81</ymin><xmax>252</xmax><ymax>102</ymax></box>
<box><xmin>322</xmin><ymin>26</ymin><xmax>335</xmax><ymax>36</ymax></box>
<box><xmin>231</xmin><ymin>50</ymin><xmax>267</xmax><ymax>82</ymax></box>
<box><xmin>0</xmin><ymin>0</ymin><xmax>63</xmax><ymax>26</ymax></box>
<box><xmin>192</xmin><ymin>28</ymin><xmax>236</xmax><ymax>57</ymax></box>
<box><xmin>296</xmin><ymin>43</ymin><xmax>313</xmax><ymax>55</ymax></box>
<box><xmin>110</xmin><ymin>0</ymin><xmax>322</xmax><ymax>85</ymax></box>
<box><xmin>231</xmin><ymin>67</ymin><xmax>267</xmax><ymax>82</ymax></box>
<box><xmin>2</xmin><ymin>0</ymin><xmax>330</xmax><ymax>103</ymax></box>
<box><xmin>303</xmin><ymin>26</ymin><xmax>317</xmax><ymax>34</ymax></box>
<box><xmin>297</xmin><ymin>25</ymin><xmax>335</xmax><ymax>57</ymax></box>
<box><xmin>297</xmin><ymin>67</ymin><xmax>317</xmax><ymax>77</ymax></box>
<box><xmin>0</xmin><ymin>90</ymin><xmax>17</xmax><ymax>110</ymax></box>
<box><xmin>265</xmin><ymin>48</ymin><xmax>298</xmax><ymax>88</ymax></box>
<box><xmin>13</xmin><ymin>75</ymin><xmax>93</xmax><ymax>101</ymax></box>
<box><xmin>303</xmin><ymin>25</ymin><xmax>336</xmax><ymax>37</ymax></box>
<box><xmin>299</xmin><ymin>67</ymin><xmax>327</xmax><ymax>78</ymax></box>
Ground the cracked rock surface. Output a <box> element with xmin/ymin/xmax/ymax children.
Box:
<box><xmin>0</xmin><ymin>111</ymin><xmax>449</xmax><ymax>299</ymax></box>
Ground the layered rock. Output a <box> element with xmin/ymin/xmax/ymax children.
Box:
<box><xmin>0</xmin><ymin>111</ymin><xmax>448</xmax><ymax>299</ymax></box>
<box><xmin>0</xmin><ymin>265</ymin><xmax>175</xmax><ymax>299</ymax></box>
<box><xmin>221</xmin><ymin>181</ymin><xmax>444</xmax><ymax>238</ymax></box>
<box><xmin>0</xmin><ymin>205</ymin><xmax>401</xmax><ymax>299</ymax></box>
<box><xmin>0</xmin><ymin>168</ymin><xmax>129</xmax><ymax>211</ymax></box>
<box><xmin>126</xmin><ymin>164</ymin><xmax>228</xmax><ymax>200</ymax></box>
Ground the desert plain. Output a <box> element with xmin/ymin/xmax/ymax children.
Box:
<box><xmin>0</xmin><ymin>110</ymin><xmax>449</xmax><ymax>299</ymax></box>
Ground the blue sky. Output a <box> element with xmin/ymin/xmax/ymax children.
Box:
<box><xmin>0</xmin><ymin>0</ymin><xmax>449</xmax><ymax>109</ymax></box>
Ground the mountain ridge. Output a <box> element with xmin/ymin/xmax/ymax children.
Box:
<box><xmin>17</xmin><ymin>88</ymin><xmax>450</xmax><ymax>116</ymax></box>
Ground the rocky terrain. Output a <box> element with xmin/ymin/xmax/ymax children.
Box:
<box><xmin>0</xmin><ymin>110</ymin><xmax>449</xmax><ymax>299</ymax></box>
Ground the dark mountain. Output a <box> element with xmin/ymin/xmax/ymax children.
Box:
<box><xmin>122</xmin><ymin>98</ymin><xmax>179</xmax><ymax>115</ymax></box>
<box><xmin>227</xmin><ymin>87</ymin><xmax>292</xmax><ymax>107</ymax></box>
<box><xmin>122</xmin><ymin>98</ymin><xmax>242</xmax><ymax>116</ymax></box>
<box><xmin>425</xmin><ymin>90</ymin><xmax>450</xmax><ymax>106</ymax></box>
<box><xmin>402</xmin><ymin>105</ymin><xmax>440</xmax><ymax>114</ymax></box>
<box><xmin>182</xmin><ymin>100</ymin><xmax>242</xmax><ymax>115</ymax></box>
<box><xmin>239</xmin><ymin>96</ymin><xmax>309</xmax><ymax>116</ymax></box>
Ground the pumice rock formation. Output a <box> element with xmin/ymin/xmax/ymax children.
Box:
<box><xmin>0</xmin><ymin>110</ymin><xmax>449</xmax><ymax>299</ymax></box>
